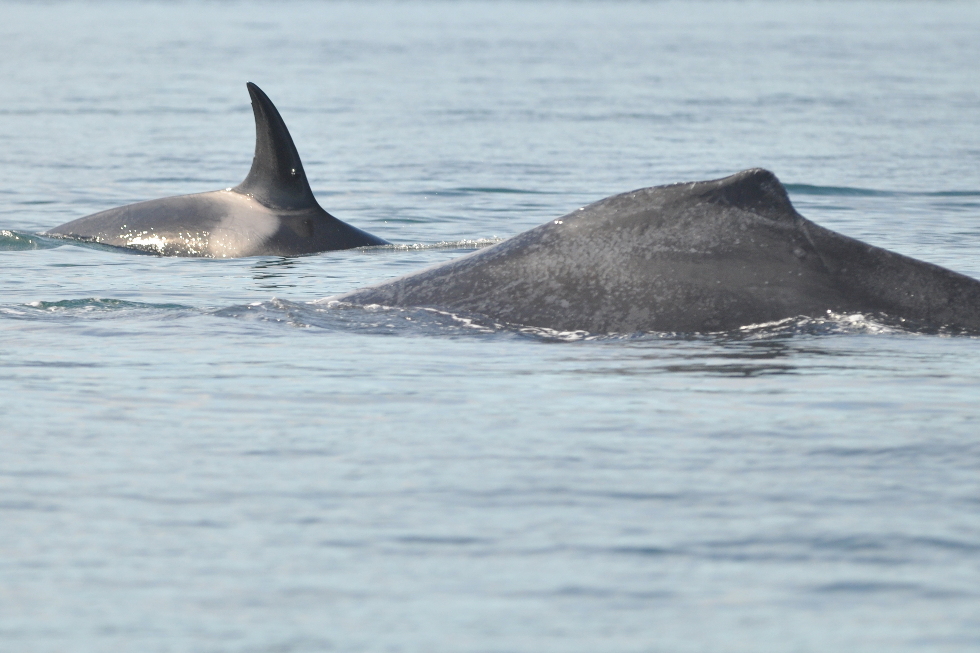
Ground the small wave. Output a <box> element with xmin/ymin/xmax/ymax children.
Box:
<box><xmin>510</xmin><ymin>325</ymin><xmax>622</xmax><ymax>342</ymax></box>
<box><xmin>812</xmin><ymin>581</ymin><xmax>923</xmax><ymax>595</ymax></box>
<box><xmin>431</xmin><ymin>187</ymin><xmax>551</xmax><ymax>196</ymax></box>
<box><xmin>0</xmin><ymin>298</ymin><xmax>194</xmax><ymax>321</ymax></box>
<box><xmin>373</xmin><ymin>238</ymin><xmax>504</xmax><ymax>251</ymax></box>
<box><xmin>0</xmin><ymin>230</ymin><xmax>62</xmax><ymax>251</ymax></box>
<box><xmin>212</xmin><ymin>299</ymin><xmax>972</xmax><ymax>341</ymax></box>
<box><xmin>785</xmin><ymin>184</ymin><xmax>894</xmax><ymax>197</ymax></box>
<box><xmin>213</xmin><ymin>298</ymin><xmax>502</xmax><ymax>336</ymax></box>
<box><xmin>733</xmin><ymin>312</ymin><xmax>905</xmax><ymax>338</ymax></box>
<box><xmin>736</xmin><ymin>311</ymin><xmax>980</xmax><ymax>338</ymax></box>
<box><xmin>26</xmin><ymin>298</ymin><xmax>190</xmax><ymax>311</ymax></box>
<box><xmin>457</xmin><ymin>187</ymin><xmax>546</xmax><ymax>194</ymax></box>
<box><xmin>211</xmin><ymin>298</ymin><xmax>316</xmax><ymax>330</ymax></box>
<box><xmin>505</xmin><ymin>312</ymin><xmax>920</xmax><ymax>342</ymax></box>
<box><xmin>786</xmin><ymin>184</ymin><xmax>980</xmax><ymax>198</ymax></box>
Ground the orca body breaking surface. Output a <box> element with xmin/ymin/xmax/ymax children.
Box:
<box><xmin>46</xmin><ymin>83</ymin><xmax>388</xmax><ymax>257</ymax></box>
<box><xmin>333</xmin><ymin>169</ymin><xmax>980</xmax><ymax>334</ymax></box>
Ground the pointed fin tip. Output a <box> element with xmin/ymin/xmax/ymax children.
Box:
<box><xmin>244</xmin><ymin>82</ymin><xmax>276</xmax><ymax>117</ymax></box>
<box><xmin>245</xmin><ymin>81</ymin><xmax>262</xmax><ymax>100</ymax></box>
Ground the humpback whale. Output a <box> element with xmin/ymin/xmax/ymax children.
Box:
<box><xmin>332</xmin><ymin>168</ymin><xmax>980</xmax><ymax>334</ymax></box>
<box><xmin>46</xmin><ymin>83</ymin><xmax>388</xmax><ymax>257</ymax></box>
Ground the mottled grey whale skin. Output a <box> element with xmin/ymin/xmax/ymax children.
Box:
<box><xmin>332</xmin><ymin>168</ymin><xmax>980</xmax><ymax>334</ymax></box>
<box><xmin>45</xmin><ymin>83</ymin><xmax>388</xmax><ymax>257</ymax></box>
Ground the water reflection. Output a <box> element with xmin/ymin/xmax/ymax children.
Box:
<box><xmin>566</xmin><ymin>331</ymin><xmax>898</xmax><ymax>379</ymax></box>
<box><xmin>251</xmin><ymin>256</ymin><xmax>298</xmax><ymax>290</ymax></box>
<box><xmin>662</xmin><ymin>342</ymin><xmax>802</xmax><ymax>377</ymax></box>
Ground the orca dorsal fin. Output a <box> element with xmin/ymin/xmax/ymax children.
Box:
<box><xmin>701</xmin><ymin>168</ymin><xmax>800</xmax><ymax>223</ymax></box>
<box><xmin>233</xmin><ymin>82</ymin><xmax>318</xmax><ymax>210</ymax></box>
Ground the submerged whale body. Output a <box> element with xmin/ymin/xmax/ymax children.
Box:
<box><xmin>46</xmin><ymin>83</ymin><xmax>388</xmax><ymax>257</ymax></box>
<box><xmin>333</xmin><ymin>169</ymin><xmax>980</xmax><ymax>334</ymax></box>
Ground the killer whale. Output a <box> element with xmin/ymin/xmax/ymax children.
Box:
<box><xmin>45</xmin><ymin>83</ymin><xmax>388</xmax><ymax>257</ymax></box>
<box><xmin>331</xmin><ymin>168</ymin><xmax>980</xmax><ymax>334</ymax></box>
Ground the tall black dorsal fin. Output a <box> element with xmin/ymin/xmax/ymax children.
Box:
<box><xmin>700</xmin><ymin>168</ymin><xmax>800</xmax><ymax>223</ymax></box>
<box><xmin>233</xmin><ymin>82</ymin><xmax>318</xmax><ymax>210</ymax></box>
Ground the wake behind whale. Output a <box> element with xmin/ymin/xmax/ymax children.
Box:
<box><xmin>331</xmin><ymin>169</ymin><xmax>980</xmax><ymax>335</ymax></box>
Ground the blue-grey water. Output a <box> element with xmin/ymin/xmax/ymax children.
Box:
<box><xmin>2</xmin><ymin>1</ymin><xmax>980</xmax><ymax>651</ymax></box>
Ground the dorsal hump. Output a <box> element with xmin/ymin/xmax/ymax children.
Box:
<box><xmin>698</xmin><ymin>168</ymin><xmax>800</xmax><ymax>223</ymax></box>
<box><xmin>233</xmin><ymin>82</ymin><xmax>318</xmax><ymax>210</ymax></box>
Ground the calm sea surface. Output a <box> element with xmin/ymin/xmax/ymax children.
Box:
<box><xmin>2</xmin><ymin>1</ymin><xmax>980</xmax><ymax>651</ymax></box>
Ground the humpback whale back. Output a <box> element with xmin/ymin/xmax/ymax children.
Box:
<box><xmin>334</xmin><ymin>169</ymin><xmax>980</xmax><ymax>334</ymax></box>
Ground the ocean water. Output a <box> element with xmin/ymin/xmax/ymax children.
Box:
<box><xmin>2</xmin><ymin>1</ymin><xmax>980</xmax><ymax>651</ymax></box>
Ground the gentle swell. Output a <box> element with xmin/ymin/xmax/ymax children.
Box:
<box><xmin>785</xmin><ymin>184</ymin><xmax>980</xmax><ymax>198</ymax></box>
